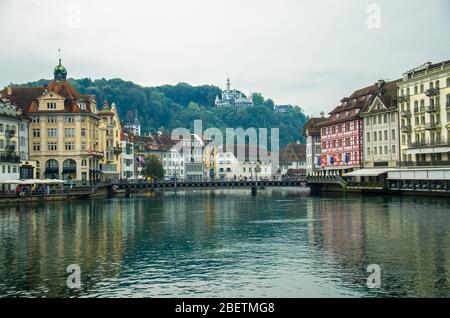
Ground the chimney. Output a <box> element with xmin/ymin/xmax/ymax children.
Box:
<box><xmin>377</xmin><ymin>79</ymin><xmax>385</xmax><ymax>88</ymax></box>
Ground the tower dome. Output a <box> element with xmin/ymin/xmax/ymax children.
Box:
<box><xmin>54</xmin><ymin>58</ymin><xmax>67</xmax><ymax>81</ymax></box>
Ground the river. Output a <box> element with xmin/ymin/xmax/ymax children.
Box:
<box><xmin>0</xmin><ymin>189</ymin><xmax>449</xmax><ymax>298</ymax></box>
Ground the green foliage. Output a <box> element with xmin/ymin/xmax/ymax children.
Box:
<box><xmin>17</xmin><ymin>78</ymin><xmax>309</xmax><ymax>147</ymax></box>
<box><xmin>143</xmin><ymin>155</ymin><xmax>164</xmax><ymax>179</ymax></box>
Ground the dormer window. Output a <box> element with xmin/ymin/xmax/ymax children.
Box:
<box><xmin>78</xmin><ymin>101</ymin><xmax>86</xmax><ymax>110</ymax></box>
<box><xmin>345</xmin><ymin>111</ymin><xmax>350</xmax><ymax>117</ymax></box>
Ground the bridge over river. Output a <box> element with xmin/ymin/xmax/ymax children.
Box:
<box><xmin>112</xmin><ymin>180</ymin><xmax>307</xmax><ymax>192</ymax></box>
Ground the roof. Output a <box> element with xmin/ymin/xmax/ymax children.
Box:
<box><xmin>302</xmin><ymin>117</ymin><xmax>327</xmax><ymax>136</ymax></box>
<box><xmin>361</xmin><ymin>79</ymin><xmax>400</xmax><ymax>115</ymax></box>
<box><xmin>280</xmin><ymin>143</ymin><xmax>306</xmax><ymax>164</ymax></box>
<box><xmin>345</xmin><ymin>168</ymin><xmax>396</xmax><ymax>177</ymax></box>
<box><xmin>1</xmin><ymin>80</ymin><xmax>95</xmax><ymax>114</ymax></box>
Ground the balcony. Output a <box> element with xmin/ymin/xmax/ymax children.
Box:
<box><xmin>400</xmin><ymin>110</ymin><xmax>411</xmax><ymax>117</ymax></box>
<box><xmin>398</xmin><ymin>95</ymin><xmax>410</xmax><ymax>103</ymax></box>
<box><xmin>0</xmin><ymin>152</ymin><xmax>20</xmax><ymax>163</ymax></box>
<box><xmin>408</xmin><ymin>140</ymin><xmax>450</xmax><ymax>149</ymax></box>
<box><xmin>400</xmin><ymin>123</ymin><xmax>411</xmax><ymax>132</ymax></box>
<box><xmin>425</xmin><ymin>88</ymin><xmax>439</xmax><ymax>97</ymax></box>
<box><xmin>401</xmin><ymin>160</ymin><xmax>450</xmax><ymax>167</ymax></box>
<box><xmin>425</xmin><ymin>105</ymin><xmax>437</xmax><ymax>113</ymax></box>
<box><xmin>424</xmin><ymin>122</ymin><xmax>440</xmax><ymax>130</ymax></box>
<box><xmin>5</xmin><ymin>129</ymin><xmax>15</xmax><ymax>139</ymax></box>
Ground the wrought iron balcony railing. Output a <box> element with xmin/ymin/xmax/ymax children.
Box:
<box><xmin>407</xmin><ymin>140</ymin><xmax>450</xmax><ymax>148</ymax></box>
<box><xmin>425</xmin><ymin>88</ymin><xmax>439</xmax><ymax>97</ymax></box>
<box><xmin>0</xmin><ymin>152</ymin><xmax>20</xmax><ymax>163</ymax></box>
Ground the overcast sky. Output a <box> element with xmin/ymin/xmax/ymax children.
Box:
<box><xmin>0</xmin><ymin>0</ymin><xmax>449</xmax><ymax>116</ymax></box>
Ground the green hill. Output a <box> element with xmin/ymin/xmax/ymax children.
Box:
<box><xmin>17</xmin><ymin>78</ymin><xmax>308</xmax><ymax>147</ymax></box>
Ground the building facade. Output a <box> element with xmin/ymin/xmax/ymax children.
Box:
<box><xmin>318</xmin><ymin>84</ymin><xmax>378</xmax><ymax>175</ymax></box>
<box><xmin>361</xmin><ymin>80</ymin><xmax>401</xmax><ymax>168</ymax></box>
<box><xmin>398</xmin><ymin>60</ymin><xmax>450</xmax><ymax>166</ymax></box>
<box><xmin>278</xmin><ymin>143</ymin><xmax>306</xmax><ymax>176</ymax></box>
<box><xmin>0</xmin><ymin>99</ymin><xmax>21</xmax><ymax>189</ymax></box>
<box><xmin>120</xmin><ymin>129</ymin><xmax>134</xmax><ymax>179</ymax></box>
<box><xmin>303</xmin><ymin>115</ymin><xmax>327</xmax><ymax>176</ymax></box>
<box><xmin>98</xmin><ymin>101</ymin><xmax>123</xmax><ymax>181</ymax></box>
<box><xmin>161</xmin><ymin>134</ymin><xmax>204</xmax><ymax>181</ymax></box>
<box><xmin>2</xmin><ymin>60</ymin><xmax>103</xmax><ymax>183</ymax></box>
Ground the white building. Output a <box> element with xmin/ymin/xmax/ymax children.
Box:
<box><xmin>0</xmin><ymin>99</ymin><xmax>22</xmax><ymax>190</ymax></box>
<box><xmin>215</xmin><ymin>78</ymin><xmax>253</xmax><ymax>108</ymax></box>
<box><xmin>216</xmin><ymin>144</ymin><xmax>272</xmax><ymax>181</ymax></box>
<box><xmin>162</xmin><ymin>134</ymin><xmax>205</xmax><ymax>181</ymax></box>
<box><xmin>120</xmin><ymin>130</ymin><xmax>134</xmax><ymax>180</ymax></box>
<box><xmin>303</xmin><ymin>115</ymin><xmax>327</xmax><ymax>176</ymax></box>
<box><xmin>124</xmin><ymin>111</ymin><xmax>141</xmax><ymax>136</ymax></box>
<box><xmin>361</xmin><ymin>80</ymin><xmax>401</xmax><ymax>168</ymax></box>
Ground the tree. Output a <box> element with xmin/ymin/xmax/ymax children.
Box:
<box><xmin>143</xmin><ymin>156</ymin><xmax>164</xmax><ymax>179</ymax></box>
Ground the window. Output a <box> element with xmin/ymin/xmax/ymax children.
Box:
<box><xmin>65</xmin><ymin>142</ymin><xmax>75</xmax><ymax>151</ymax></box>
<box><xmin>367</xmin><ymin>147</ymin><xmax>371</xmax><ymax>156</ymax></box>
<box><xmin>366</xmin><ymin>117</ymin><xmax>370</xmax><ymax>126</ymax></box>
<box><xmin>65</xmin><ymin>116</ymin><xmax>75</xmax><ymax>123</ymax></box>
<box><xmin>379</xmin><ymin>146</ymin><xmax>382</xmax><ymax>155</ymax></box>
<box><xmin>414</xmin><ymin>86</ymin><xmax>418</xmax><ymax>94</ymax></box>
<box><xmin>47</xmin><ymin>128</ymin><xmax>58</xmax><ymax>137</ymax></box>
<box><xmin>47</xmin><ymin>142</ymin><xmax>57</xmax><ymax>151</ymax></box>
<box><xmin>32</xmin><ymin>128</ymin><xmax>40</xmax><ymax>138</ymax></box>
<box><xmin>383</xmin><ymin>114</ymin><xmax>387</xmax><ymax>123</ymax></box>
<box><xmin>47</xmin><ymin>102</ymin><xmax>56</xmax><ymax>109</ymax></box>
<box><xmin>65</xmin><ymin>128</ymin><xmax>75</xmax><ymax>137</ymax></box>
<box><xmin>32</xmin><ymin>143</ymin><xmax>40</xmax><ymax>151</ymax></box>
<box><xmin>392</xmin><ymin>129</ymin><xmax>396</xmax><ymax>140</ymax></box>
<box><xmin>373</xmin><ymin>131</ymin><xmax>377</xmax><ymax>142</ymax></box>
<box><xmin>384</xmin><ymin>130</ymin><xmax>388</xmax><ymax>141</ymax></box>
<box><xmin>81</xmin><ymin>128</ymin><xmax>86</xmax><ymax>137</ymax></box>
<box><xmin>374</xmin><ymin>147</ymin><xmax>377</xmax><ymax>155</ymax></box>
<box><xmin>420</xmin><ymin>84</ymin><xmax>424</xmax><ymax>93</ymax></box>
<box><xmin>366</xmin><ymin>132</ymin><xmax>370</xmax><ymax>142</ymax></box>
<box><xmin>392</xmin><ymin>145</ymin><xmax>396</xmax><ymax>154</ymax></box>
<box><xmin>32</xmin><ymin>117</ymin><xmax>40</xmax><ymax>123</ymax></box>
<box><xmin>47</xmin><ymin>116</ymin><xmax>57</xmax><ymax>123</ymax></box>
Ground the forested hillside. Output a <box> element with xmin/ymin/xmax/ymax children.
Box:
<box><xmin>18</xmin><ymin>78</ymin><xmax>309</xmax><ymax>147</ymax></box>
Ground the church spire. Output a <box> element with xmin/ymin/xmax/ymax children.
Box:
<box><xmin>226</xmin><ymin>77</ymin><xmax>231</xmax><ymax>91</ymax></box>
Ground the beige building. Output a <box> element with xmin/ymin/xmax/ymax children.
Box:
<box><xmin>361</xmin><ymin>80</ymin><xmax>401</xmax><ymax>168</ymax></box>
<box><xmin>398</xmin><ymin>60</ymin><xmax>450</xmax><ymax>166</ymax></box>
<box><xmin>98</xmin><ymin>101</ymin><xmax>123</xmax><ymax>181</ymax></box>
<box><xmin>2</xmin><ymin>60</ymin><xmax>103</xmax><ymax>184</ymax></box>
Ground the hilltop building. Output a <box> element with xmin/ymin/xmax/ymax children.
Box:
<box><xmin>215</xmin><ymin>78</ymin><xmax>253</xmax><ymax>108</ymax></box>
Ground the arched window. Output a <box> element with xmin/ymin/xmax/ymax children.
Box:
<box><xmin>447</xmin><ymin>78</ymin><xmax>450</xmax><ymax>87</ymax></box>
<box><xmin>46</xmin><ymin>159</ymin><xmax>58</xmax><ymax>168</ymax></box>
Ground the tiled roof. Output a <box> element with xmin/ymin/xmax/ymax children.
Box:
<box><xmin>361</xmin><ymin>79</ymin><xmax>400</xmax><ymax>115</ymax></box>
<box><xmin>302</xmin><ymin>117</ymin><xmax>328</xmax><ymax>136</ymax></box>
<box><xmin>280</xmin><ymin>143</ymin><xmax>306</xmax><ymax>164</ymax></box>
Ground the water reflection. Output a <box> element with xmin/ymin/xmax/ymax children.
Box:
<box><xmin>0</xmin><ymin>190</ymin><xmax>448</xmax><ymax>297</ymax></box>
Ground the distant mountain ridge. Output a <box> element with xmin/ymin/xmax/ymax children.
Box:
<box><xmin>15</xmin><ymin>78</ymin><xmax>308</xmax><ymax>147</ymax></box>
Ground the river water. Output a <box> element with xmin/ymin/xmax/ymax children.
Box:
<box><xmin>0</xmin><ymin>189</ymin><xmax>448</xmax><ymax>298</ymax></box>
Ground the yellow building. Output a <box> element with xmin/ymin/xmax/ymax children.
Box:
<box><xmin>2</xmin><ymin>59</ymin><xmax>103</xmax><ymax>183</ymax></box>
<box><xmin>98</xmin><ymin>101</ymin><xmax>123</xmax><ymax>181</ymax></box>
<box><xmin>203</xmin><ymin>141</ymin><xmax>217</xmax><ymax>181</ymax></box>
<box><xmin>398</xmin><ymin>60</ymin><xmax>450</xmax><ymax>166</ymax></box>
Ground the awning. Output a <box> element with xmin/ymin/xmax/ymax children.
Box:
<box><xmin>345</xmin><ymin>168</ymin><xmax>395</xmax><ymax>177</ymax></box>
<box><xmin>388</xmin><ymin>168</ymin><xmax>450</xmax><ymax>180</ymax></box>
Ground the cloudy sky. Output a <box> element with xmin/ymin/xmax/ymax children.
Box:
<box><xmin>0</xmin><ymin>0</ymin><xmax>449</xmax><ymax>115</ymax></box>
